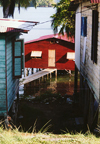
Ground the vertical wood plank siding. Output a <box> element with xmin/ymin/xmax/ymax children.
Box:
<box><xmin>79</xmin><ymin>2</ymin><xmax>100</xmax><ymax>103</ymax></box>
<box><xmin>79</xmin><ymin>1</ymin><xmax>100</xmax><ymax>115</ymax></box>
<box><xmin>6</xmin><ymin>33</ymin><xmax>19</xmax><ymax>112</ymax></box>
<box><xmin>0</xmin><ymin>34</ymin><xmax>6</xmax><ymax>115</ymax></box>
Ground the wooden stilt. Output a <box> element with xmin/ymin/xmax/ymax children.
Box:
<box><xmin>45</xmin><ymin>75</ymin><xmax>47</xmax><ymax>81</ymax></box>
<box><xmin>47</xmin><ymin>74</ymin><xmax>49</xmax><ymax>80</ymax></box>
<box><xmin>34</xmin><ymin>81</ymin><xmax>36</xmax><ymax>86</ymax></box>
<box><xmin>69</xmin><ymin>70</ymin><xmax>71</xmax><ymax>77</ymax></box>
<box><xmin>55</xmin><ymin>70</ymin><xmax>57</xmax><ymax>81</ymax></box>
<box><xmin>36</xmin><ymin>68</ymin><xmax>38</xmax><ymax>72</ymax></box>
<box><xmin>74</xmin><ymin>65</ymin><xmax>78</xmax><ymax>103</ymax></box>
<box><xmin>50</xmin><ymin>72</ymin><xmax>52</xmax><ymax>79</ymax></box>
<box><xmin>42</xmin><ymin>76</ymin><xmax>44</xmax><ymax>81</ymax></box>
<box><xmin>69</xmin><ymin>70</ymin><xmax>71</xmax><ymax>74</ymax></box>
<box><xmin>39</xmin><ymin>78</ymin><xmax>41</xmax><ymax>90</ymax></box>
<box><xmin>26</xmin><ymin>68</ymin><xmax>28</xmax><ymax>76</ymax></box>
<box><xmin>31</xmin><ymin>68</ymin><xmax>33</xmax><ymax>74</ymax></box>
<box><xmin>24</xmin><ymin>68</ymin><xmax>25</xmax><ymax>77</ymax></box>
<box><xmin>17</xmin><ymin>92</ymin><xmax>19</xmax><ymax>103</ymax></box>
<box><xmin>39</xmin><ymin>78</ymin><xmax>40</xmax><ymax>84</ymax></box>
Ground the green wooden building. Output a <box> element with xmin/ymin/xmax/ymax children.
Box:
<box><xmin>0</xmin><ymin>18</ymin><xmax>38</xmax><ymax>117</ymax></box>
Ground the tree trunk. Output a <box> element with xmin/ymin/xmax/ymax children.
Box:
<box><xmin>3</xmin><ymin>6</ymin><xmax>10</xmax><ymax>18</ymax></box>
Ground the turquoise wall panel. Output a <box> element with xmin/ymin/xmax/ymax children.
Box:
<box><xmin>0</xmin><ymin>68</ymin><xmax>5</xmax><ymax>73</ymax></box>
<box><xmin>0</xmin><ymin>33</ymin><xmax>21</xmax><ymax>116</ymax></box>
<box><xmin>0</xmin><ymin>34</ymin><xmax>6</xmax><ymax>115</ymax></box>
<box><xmin>0</xmin><ymin>83</ymin><xmax>6</xmax><ymax>89</ymax></box>
<box><xmin>6</xmin><ymin>33</ymin><xmax>19</xmax><ymax>112</ymax></box>
<box><xmin>0</xmin><ymin>36</ymin><xmax>5</xmax><ymax>45</ymax></box>
<box><xmin>0</xmin><ymin>90</ymin><xmax>6</xmax><ymax>95</ymax></box>
<box><xmin>15</xmin><ymin>58</ymin><xmax>21</xmax><ymax>76</ymax></box>
<box><xmin>0</xmin><ymin>50</ymin><xmax>5</xmax><ymax>55</ymax></box>
<box><xmin>15</xmin><ymin>41</ymin><xmax>21</xmax><ymax>56</ymax></box>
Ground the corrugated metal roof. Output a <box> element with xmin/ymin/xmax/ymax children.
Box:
<box><xmin>0</xmin><ymin>18</ymin><xmax>38</xmax><ymax>33</ymax></box>
<box><xmin>90</xmin><ymin>0</ymin><xmax>100</xmax><ymax>3</ymax></box>
<box><xmin>25</xmin><ymin>33</ymin><xmax>75</xmax><ymax>44</ymax></box>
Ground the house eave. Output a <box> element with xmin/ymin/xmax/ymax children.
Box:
<box><xmin>73</xmin><ymin>0</ymin><xmax>100</xmax><ymax>4</ymax></box>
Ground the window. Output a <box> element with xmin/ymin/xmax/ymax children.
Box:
<box><xmin>66</xmin><ymin>52</ymin><xmax>75</xmax><ymax>60</ymax></box>
<box><xmin>31</xmin><ymin>51</ymin><xmax>42</xmax><ymax>59</ymax></box>
<box><xmin>81</xmin><ymin>17</ymin><xmax>87</xmax><ymax>37</ymax></box>
<box><xmin>91</xmin><ymin>10</ymin><xmax>98</xmax><ymax>64</ymax></box>
<box><xmin>13</xmin><ymin>39</ymin><xmax>24</xmax><ymax>78</ymax></box>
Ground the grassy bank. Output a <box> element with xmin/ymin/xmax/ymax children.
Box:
<box><xmin>0</xmin><ymin>127</ymin><xmax>99</xmax><ymax>144</ymax></box>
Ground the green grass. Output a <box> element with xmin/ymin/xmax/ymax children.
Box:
<box><xmin>0</xmin><ymin>127</ymin><xmax>99</xmax><ymax>144</ymax></box>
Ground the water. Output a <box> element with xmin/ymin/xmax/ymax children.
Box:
<box><xmin>0</xmin><ymin>7</ymin><xmax>56</xmax><ymax>42</ymax></box>
<box><xmin>18</xmin><ymin>71</ymin><xmax>81</xmax><ymax>134</ymax></box>
<box><xmin>0</xmin><ymin>7</ymin><xmax>81</xmax><ymax>133</ymax></box>
<box><xmin>19</xmin><ymin>70</ymin><xmax>75</xmax><ymax>99</ymax></box>
<box><xmin>0</xmin><ymin>6</ymin><xmax>57</xmax><ymax>97</ymax></box>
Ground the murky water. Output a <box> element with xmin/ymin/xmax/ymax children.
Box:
<box><xmin>19</xmin><ymin>70</ymin><xmax>75</xmax><ymax>99</ymax></box>
<box><xmin>18</xmin><ymin>70</ymin><xmax>82</xmax><ymax>134</ymax></box>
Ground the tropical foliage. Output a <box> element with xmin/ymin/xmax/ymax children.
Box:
<box><xmin>36</xmin><ymin>0</ymin><xmax>55</xmax><ymax>7</ymax></box>
<box><xmin>0</xmin><ymin>0</ymin><xmax>36</xmax><ymax>18</ymax></box>
<box><xmin>51</xmin><ymin>0</ymin><xmax>75</xmax><ymax>37</ymax></box>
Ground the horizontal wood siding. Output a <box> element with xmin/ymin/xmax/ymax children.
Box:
<box><xmin>25</xmin><ymin>39</ymin><xmax>75</xmax><ymax>70</ymax></box>
<box><xmin>6</xmin><ymin>33</ymin><xmax>19</xmax><ymax>111</ymax></box>
<box><xmin>79</xmin><ymin>2</ymin><xmax>100</xmax><ymax>102</ymax></box>
<box><xmin>0</xmin><ymin>34</ymin><xmax>6</xmax><ymax>115</ymax></box>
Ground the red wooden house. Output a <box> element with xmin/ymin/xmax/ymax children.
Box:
<box><xmin>25</xmin><ymin>33</ymin><xmax>75</xmax><ymax>70</ymax></box>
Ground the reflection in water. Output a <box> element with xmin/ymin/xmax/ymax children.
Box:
<box><xmin>18</xmin><ymin>70</ymin><xmax>82</xmax><ymax>134</ymax></box>
<box><xmin>19</xmin><ymin>70</ymin><xmax>75</xmax><ymax>99</ymax></box>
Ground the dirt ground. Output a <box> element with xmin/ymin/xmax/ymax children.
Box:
<box><xmin>17</xmin><ymin>74</ymin><xmax>82</xmax><ymax>134</ymax></box>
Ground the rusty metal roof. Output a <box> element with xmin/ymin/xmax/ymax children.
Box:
<box><xmin>25</xmin><ymin>33</ymin><xmax>75</xmax><ymax>44</ymax></box>
<box><xmin>90</xmin><ymin>0</ymin><xmax>100</xmax><ymax>3</ymax></box>
<box><xmin>71</xmin><ymin>0</ymin><xmax>100</xmax><ymax>3</ymax></box>
<box><xmin>0</xmin><ymin>18</ymin><xmax>38</xmax><ymax>33</ymax></box>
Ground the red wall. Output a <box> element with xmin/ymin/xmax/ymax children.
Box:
<box><xmin>25</xmin><ymin>38</ymin><xmax>75</xmax><ymax>70</ymax></box>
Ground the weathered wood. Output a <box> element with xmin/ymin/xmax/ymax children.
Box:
<box><xmin>74</xmin><ymin>65</ymin><xmax>78</xmax><ymax>102</ymax></box>
<box><xmin>6</xmin><ymin>33</ymin><xmax>19</xmax><ymax>113</ymax></box>
<box><xmin>55</xmin><ymin>70</ymin><xmax>57</xmax><ymax>79</ymax></box>
<box><xmin>0</xmin><ymin>34</ymin><xmax>6</xmax><ymax>115</ymax></box>
<box><xmin>20</xmin><ymin>68</ymin><xmax>57</xmax><ymax>85</ymax></box>
<box><xmin>26</xmin><ymin>68</ymin><xmax>29</xmax><ymax>76</ymax></box>
<box><xmin>47</xmin><ymin>74</ymin><xmax>49</xmax><ymax>80</ymax></box>
<box><xmin>50</xmin><ymin>72</ymin><xmax>52</xmax><ymax>79</ymax></box>
<box><xmin>77</xmin><ymin>1</ymin><xmax>100</xmax><ymax>126</ymax></box>
<box><xmin>48</xmin><ymin>50</ymin><xmax>55</xmax><ymax>67</ymax></box>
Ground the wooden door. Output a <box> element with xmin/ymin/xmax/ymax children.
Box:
<box><xmin>48</xmin><ymin>50</ymin><xmax>55</xmax><ymax>67</ymax></box>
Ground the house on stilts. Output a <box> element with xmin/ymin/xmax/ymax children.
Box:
<box><xmin>25</xmin><ymin>33</ymin><xmax>75</xmax><ymax>72</ymax></box>
<box><xmin>69</xmin><ymin>0</ymin><xmax>100</xmax><ymax>129</ymax></box>
<box><xmin>0</xmin><ymin>18</ymin><xmax>38</xmax><ymax>118</ymax></box>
